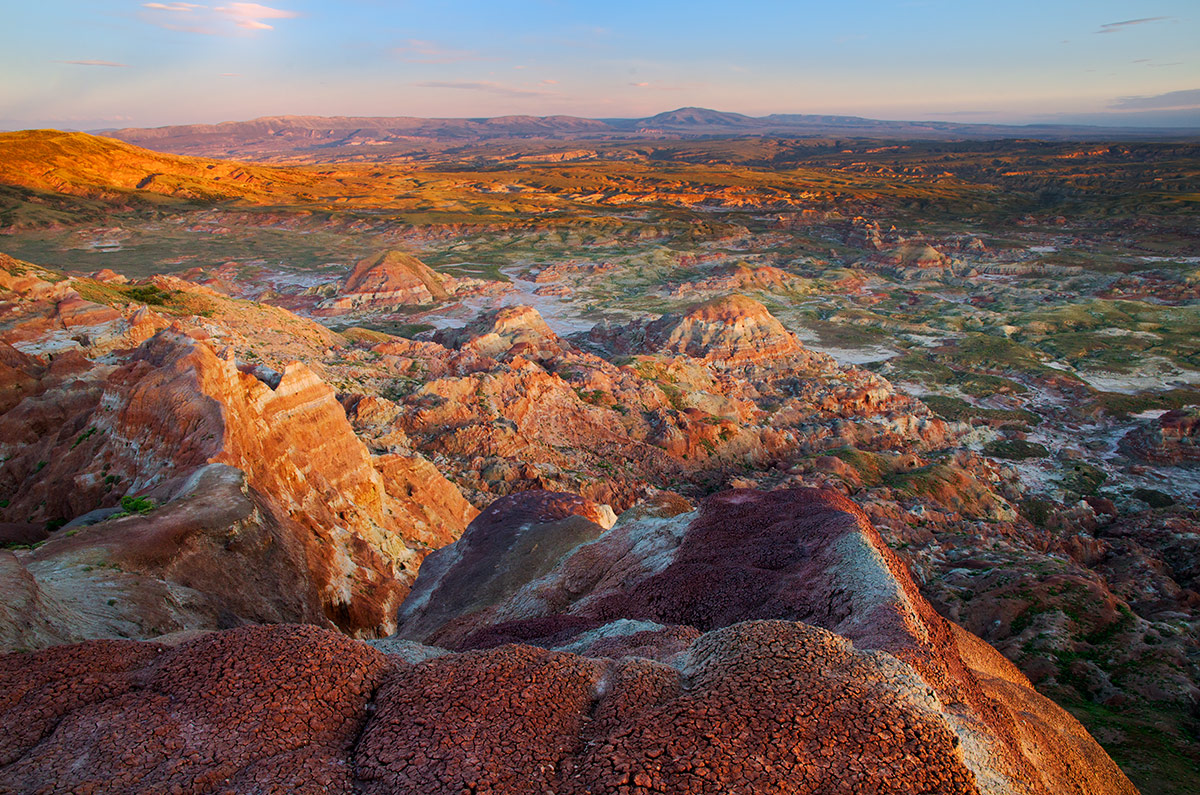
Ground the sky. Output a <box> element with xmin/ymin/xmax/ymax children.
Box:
<box><xmin>1</xmin><ymin>0</ymin><xmax>1198</xmax><ymax>130</ymax></box>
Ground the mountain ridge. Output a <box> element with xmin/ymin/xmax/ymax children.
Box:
<box><xmin>88</xmin><ymin>106</ymin><xmax>1200</xmax><ymax>161</ymax></box>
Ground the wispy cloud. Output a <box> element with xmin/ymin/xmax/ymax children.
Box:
<box><xmin>218</xmin><ymin>2</ymin><xmax>299</xmax><ymax>30</ymax></box>
<box><xmin>1095</xmin><ymin>17</ymin><xmax>1168</xmax><ymax>34</ymax></box>
<box><xmin>140</xmin><ymin>2</ymin><xmax>297</xmax><ymax>35</ymax></box>
<box><xmin>629</xmin><ymin>81</ymin><xmax>684</xmax><ymax>92</ymax></box>
<box><xmin>393</xmin><ymin>39</ymin><xmax>481</xmax><ymax>64</ymax></box>
<box><xmin>57</xmin><ymin>60</ymin><xmax>130</xmax><ymax>67</ymax></box>
<box><xmin>1110</xmin><ymin>87</ymin><xmax>1200</xmax><ymax>110</ymax></box>
<box><xmin>414</xmin><ymin>80</ymin><xmax>552</xmax><ymax>98</ymax></box>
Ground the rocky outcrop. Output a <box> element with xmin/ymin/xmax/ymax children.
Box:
<box><xmin>0</xmin><ymin>488</ymin><xmax>1136</xmax><ymax>794</ymax></box>
<box><xmin>0</xmin><ymin>264</ymin><xmax>167</xmax><ymax>358</ymax></box>
<box><xmin>882</xmin><ymin>242</ymin><xmax>952</xmax><ymax>269</ymax></box>
<box><xmin>350</xmin><ymin>295</ymin><xmax>944</xmax><ymax>511</ymax></box>
<box><xmin>1121</xmin><ymin>407</ymin><xmax>1200</xmax><ymax>465</ymax></box>
<box><xmin>433</xmin><ymin>304</ymin><xmax>562</xmax><ymax>359</ymax></box>
<box><xmin>664</xmin><ymin>262</ymin><xmax>805</xmax><ymax>297</ymax></box>
<box><xmin>588</xmin><ymin>294</ymin><xmax>831</xmax><ymax>370</ymax></box>
<box><xmin>318</xmin><ymin>250</ymin><xmax>449</xmax><ymax>313</ymax></box>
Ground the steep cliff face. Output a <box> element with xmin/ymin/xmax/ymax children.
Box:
<box><xmin>0</xmin><ymin>325</ymin><xmax>476</xmax><ymax>647</ymax></box>
<box><xmin>0</xmin><ymin>488</ymin><xmax>1136</xmax><ymax>795</ymax></box>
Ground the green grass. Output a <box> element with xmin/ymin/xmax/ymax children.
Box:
<box><xmin>1060</xmin><ymin>462</ymin><xmax>1107</xmax><ymax>496</ymax></box>
<box><xmin>1089</xmin><ymin>389</ymin><xmax>1200</xmax><ymax>418</ymax></box>
<box><xmin>984</xmin><ymin>439</ymin><xmax>1050</xmax><ymax>459</ymax></box>
<box><xmin>921</xmin><ymin>395</ymin><xmax>1042</xmax><ymax>427</ymax></box>
<box><xmin>1060</xmin><ymin>699</ymin><xmax>1200</xmax><ymax>795</ymax></box>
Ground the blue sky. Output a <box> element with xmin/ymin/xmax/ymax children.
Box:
<box><xmin>2</xmin><ymin>1</ymin><xmax>1198</xmax><ymax>129</ymax></box>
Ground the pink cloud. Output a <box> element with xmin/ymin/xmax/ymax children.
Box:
<box><xmin>141</xmin><ymin>2</ymin><xmax>297</xmax><ymax>35</ymax></box>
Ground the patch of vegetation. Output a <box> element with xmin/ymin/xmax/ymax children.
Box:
<box><xmin>984</xmin><ymin>439</ymin><xmax>1050</xmax><ymax>459</ymax></box>
<box><xmin>122</xmin><ymin>284</ymin><xmax>172</xmax><ymax>305</ymax></box>
<box><xmin>1010</xmin><ymin>602</ymin><xmax>1056</xmax><ymax>635</ymax></box>
<box><xmin>1019</xmin><ymin>497</ymin><xmax>1055</xmax><ymax>528</ymax></box>
<box><xmin>1131</xmin><ymin>488</ymin><xmax>1174</xmax><ymax>508</ymax></box>
<box><xmin>958</xmin><ymin>373</ymin><xmax>1027</xmax><ymax>397</ymax></box>
<box><xmin>1061</xmin><ymin>462</ymin><xmax>1107</xmax><ymax>497</ymax></box>
<box><xmin>1089</xmin><ymin>388</ymin><xmax>1200</xmax><ymax>418</ymax></box>
<box><xmin>885</xmin><ymin>351</ymin><xmax>957</xmax><ymax>384</ymax></box>
<box><xmin>943</xmin><ymin>333</ymin><xmax>1053</xmax><ymax>375</ymax></box>
<box><xmin>380</xmin><ymin>377</ymin><xmax>422</xmax><ymax>401</ymax></box>
<box><xmin>71</xmin><ymin>427</ymin><xmax>98</xmax><ymax>449</ymax></box>
<box><xmin>830</xmin><ymin>447</ymin><xmax>888</xmax><ymax>486</ymax></box>
<box><xmin>921</xmin><ymin>395</ymin><xmax>1041</xmax><ymax>427</ymax></box>
<box><xmin>112</xmin><ymin>495</ymin><xmax>157</xmax><ymax>518</ymax></box>
<box><xmin>1061</xmin><ymin>699</ymin><xmax>1200</xmax><ymax>795</ymax></box>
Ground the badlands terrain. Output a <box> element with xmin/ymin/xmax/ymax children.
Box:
<box><xmin>0</xmin><ymin>117</ymin><xmax>1197</xmax><ymax>793</ymax></box>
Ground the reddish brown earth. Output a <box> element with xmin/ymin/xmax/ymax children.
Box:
<box><xmin>0</xmin><ymin>488</ymin><xmax>1136</xmax><ymax>794</ymax></box>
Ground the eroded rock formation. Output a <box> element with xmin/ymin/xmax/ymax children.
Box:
<box><xmin>0</xmin><ymin>260</ymin><xmax>476</xmax><ymax>647</ymax></box>
<box><xmin>0</xmin><ymin>488</ymin><xmax>1136</xmax><ymax>794</ymax></box>
<box><xmin>318</xmin><ymin>250</ymin><xmax>449</xmax><ymax>313</ymax></box>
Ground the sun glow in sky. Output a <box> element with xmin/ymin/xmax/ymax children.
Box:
<box><xmin>2</xmin><ymin>0</ymin><xmax>1198</xmax><ymax>129</ymax></box>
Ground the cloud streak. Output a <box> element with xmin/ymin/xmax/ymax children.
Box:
<box><xmin>629</xmin><ymin>81</ymin><xmax>684</xmax><ymax>91</ymax></box>
<box><xmin>140</xmin><ymin>2</ymin><xmax>297</xmax><ymax>35</ymax></box>
<box><xmin>1110</xmin><ymin>88</ymin><xmax>1200</xmax><ymax>110</ymax></box>
<box><xmin>414</xmin><ymin>81</ymin><xmax>553</xmax><ymax>98</ymax></box>
<box><xmin>1095</xmin><ymin>17</ymin><xmax>1168</xmax><ymax>34</ymax></box>
<box><xmin>57</xmin><ymin>60</ymin><xmax>130</xmax><ymax>67</ymax></box>
<box><xmin>393</xmin><ymin>39</ymin><xmax>481</xmax><ymax>64</ymax></box>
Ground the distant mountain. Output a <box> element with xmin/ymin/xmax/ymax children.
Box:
<box><xmin>96</xmin><ymin>107</ymin><xmax>1200</xmax><ymax>160</ymax></box>
<box><xmin>634</xmin><ymin>107</ymin><xmax>760</xmax><ymax>129</ymax></box>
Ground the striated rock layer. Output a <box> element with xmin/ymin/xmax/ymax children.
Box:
<box><xmin>318</xmin><ymin>250</ymin><xmax>449</xmax><ymax>314</ymax></box>
<box><xmin>0</xmin><ymin>488</ymin><xmax>1136</xmax><ymax>795</ymax></box>
<box><xmin>0</xmin><ymin>260</ymin><xmax>476</xmax><ymax>648</ymax></box>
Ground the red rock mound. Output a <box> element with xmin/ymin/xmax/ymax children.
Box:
<box><xmin>319</xmin><ymin>250</ymin><xmax>449</xmax><ymax>313</ymax></box>
<box><xmin>391</xmin><ymin>487</ymin><xmax>1136</xmax><ymax>795</ymax></box>
<box><xmin>589</xmin><ymin>294</ymin><xmax>831</xmax><ymax>370</ymax></box>
<box><xmin>433</xmin><ymin>304</ymin><xmax>562</xmax><ymax>359</ymax></box>
<box><xmin>647</xmin><ymin>294</ymin><xmax>803</xmax><ymax>363</ymax></box>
